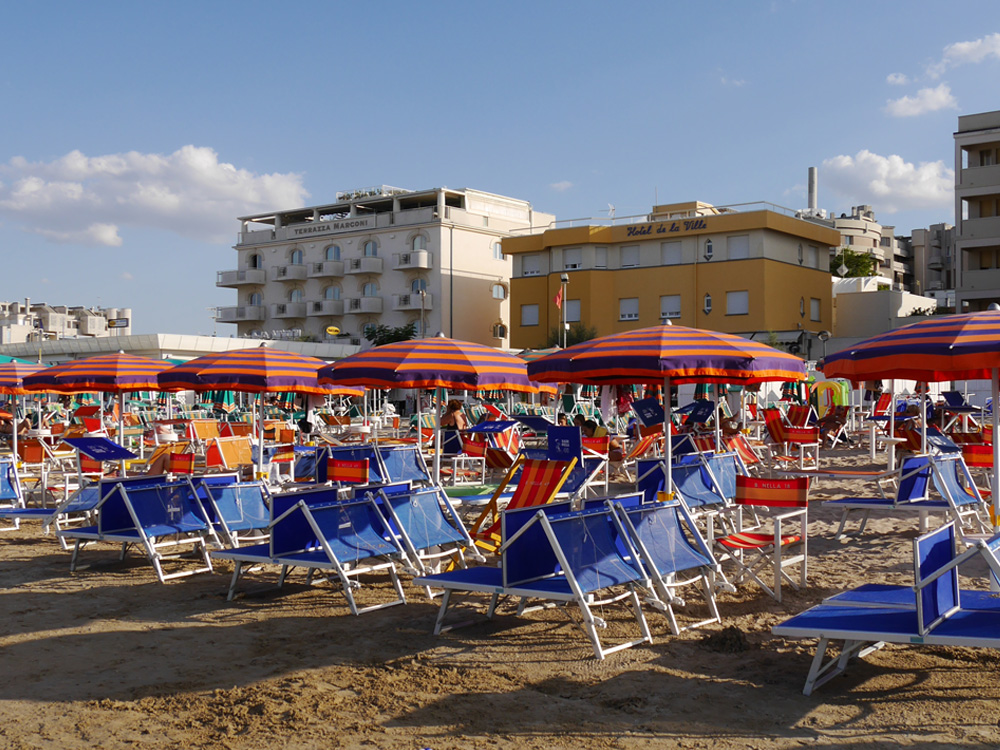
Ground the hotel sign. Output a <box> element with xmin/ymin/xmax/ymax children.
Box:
<box><xmin>626</xmin><ymin>218</ymin><xmax>709</xmax><ymax>237</ymax></box>
<box><xmin>291</xmin><ymin>217</ymin><xmax>372</xmax><ymax>236</ymax></box>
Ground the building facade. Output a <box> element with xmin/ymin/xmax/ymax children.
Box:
<box><xmin>954</xmin><ymin>110</ymin><xmax>1000</xmax><ymax>312</ymax></box>
<box><xmin>216</xmin><ymin>186</ymin><xmax>554</xmax><ymax>347</ymax></box>
<box><xmin>504</xmin><ymin>201</ymin><xmax>841</xmax><ymax>357</ymax></box>
<box><xmin>828</xmin><ymin>205</ymin><xmax>915</xmax><ymax>291</ymax></box>
<box><xmin>911</xmin><ymin>222</ymin><xmax>955</xmax><ymax>309</ymax></box>
<box><xmin>0</xmin><ymin>300</ymin><xmax>132</xmax><ymax>346</ymax></box>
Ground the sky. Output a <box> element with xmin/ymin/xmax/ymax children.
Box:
<box><xmin>1</xmin><ymin>0</ymin><xmax>999</xmax><ymax>335</ymax></box>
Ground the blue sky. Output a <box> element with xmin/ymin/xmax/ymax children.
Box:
<box><xmin>1</xmin><ymin>1</ymin><xmax>999</xmax><ymax>335</ymax></box>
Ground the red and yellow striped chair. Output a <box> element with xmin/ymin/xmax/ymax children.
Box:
<box><xmin>715</xmin><ymin>475</ymin><xmax>810</xmax><ymax>602</ymax></box>
<box><xmin>327</xmin><ymin>458</ymin><xmax>369</xmax><ymax>487</ymax></box>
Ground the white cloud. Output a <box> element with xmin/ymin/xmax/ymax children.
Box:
<box><xmin>885</xmin><ymin>83</ymin><xmax>957</xmax><ymax>117</ymax></box>
<box><xmin>120</xmin><ymin>271</ymin><xmax>134</xmax><ymax>281</ymax></box>
<box><xmin>821</xmin><ymin>149</ymin><xmax>953</xmax><ymax>214</ymax></box>
<box><xmin>886</xmin><ymin>72</ymin><xmax>908</xmax><ymax>85</ymax></box>
<box><xmin>720</xmin><ymin>76</ymin><xmax>746</xmax><ymax>87</ymax></box>
<box><xmin>929</xmin><ymin>32</ymin><xmax>1000</xmax><ymax>78</ymax></box>
<box><xmin>0</xmin><ymin>146</ymin><xmax>308</xmax><ymax>247</ymax></box>
<box><xmin>550</xmin><ymin>180</ymin><xmax>574</xmax><ymax>192</ymax></box>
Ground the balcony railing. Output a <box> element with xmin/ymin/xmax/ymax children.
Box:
<box><xmin>216</xmin><ymin>269</ymin><xmax>266</xmax><ymax>287</ymax></box>
<box><xmin>393</xmin><ymin>250</ymin><xmax>432</xmax><ymax>270</ymax></box>
<box><xmin>272</xmin><ymin>302</ymin><xmax>307</xmax><ymax>318</ymax></box>
<box><xmin>308</xmin><ymin>260</ymin><xmax>345</xmax><ymax>278</ymax></box>
<box><xmin>216</xmin><ymin>305</ymin><xmax>266</xmax><ymax>322</ymax></box>
<box><xmin>345</xmin><ymin>297</ymin><xmax>384</xmax><ymax>314</ymax></box>
<box><xmin>308</xmin><ymin>299</ymin><xmax>345</xmax><ymax>316</ymax></box>
<box><xmin>345</xmin><ymin>257</ymin><xmax>383</xmax><ymax>275</ymax></box>
<box><xmin>393</xmin><ymin>292</ymin><xmax>433</xmax><ymax>311</ymax></box>
<box><xmin>271</xmin><ymin>264</ymin><xmax>308</xmax><ymax>282</ymax></box>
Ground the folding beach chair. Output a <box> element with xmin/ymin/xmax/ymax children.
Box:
<box><xmin>928</xmin><ymin>453</ymin><xmax>992</xmax><ymax>542</ymax></box>
<box><xmin>615</xmin><ymin>498</ymin><xmax>725</xmax><ymax>634</ymax></box>
<box><xmin>468</xmin><ymin>455</ymin><xmax>578</xmax><ymax>553</ymax></box>
<box><xmin>197</xmin><ymin>478</ymin><xmax>271</xmax><ymax>548</ymax></box>
<box><xmin>715</xmin><ymin>475</ymin><xmax>810</xmax><ymax>602</ymax></box>
<box><xmin>619</xmin><ymin>432</ymin><xmax>659</xmax><ymax>482</ymax></box>
<box><xmin>0</xmin><ymin>457</ymin><xmax>24</xmax><ymax>532</ymax></box>
<box><xmin>59</xmin><ymin>480</ymin><xmax>216</xmax><ymax>583</ymax></box>
<box><xmin>785</xmin><ymin>404</ymin><xmax>816</xmax><ymax>428</ymax></box>
<box><xmin>762</xmin><ymin>408</ymin><xmax>820</xmax><ymax>470</ymax></box>
<box><xmin>376</xmin><ymin>444</ymin><xmax>432</xmax><ymax>486</ymax></box>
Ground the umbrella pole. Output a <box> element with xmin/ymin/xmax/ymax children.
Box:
<box><xmin>11</xmin><ymin>395</ymin><xmax>18</xmax><ymax>474</ymax></box>
<box><xmin>888</xmin><ymin>379</ymin><xmax>896</xmax><ymax>470</ymax></box>
<box><xmin>663</xmin><ymin>376</ymin><xmax>673</xmax><ymax>496</ymax></box>
<box><xmin>713</xmin><ymin>386</ymin><xmax>721</xmax><ymax>452</ymax></box>
<box><xmin>992</xmin><ymin>369</ymin><xmax>999</xmax><ymax>532</ymax></box>
<box><xmin>920</xmin><ymin>382</ymin><xmax>928</xmax><ymax>455</ymax></box>
<box><xmin>118</xmin><ymin>392</ymin><xmax>127</xmax><ymax>475</ymax></box>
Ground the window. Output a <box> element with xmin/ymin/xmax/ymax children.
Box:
<box><xmin>492</xmin><ymin>241</ymin><xmax>505</xmax><ymax>260</ymax></box>
<box><xmin>413</xmin><ymin>318</ymin><xmax>426</xmax><ymax>337</ymax></box>
<box><xmin>703</xmin><ymin>293</ymin><xmax>712</xmax><ymax>314</ymax></box>
<box><xmin>411</xmin><ymin>278</ymin><xmax>427</xmax><ymax>292</ymax></box>
<box><xmin>325</xmin><ymin>245</ymin><xmax>341</xmax><ymax>261</ymax></box>
<box><xmin>248</xmin><ymin>253</ymin><xmax>262</xmax><ymax>269</ymax></box>
<box><xmin>704</xmin><ymin>239</ymin><xmax>713</xmax><ymax>260</ymax></box>
<box><xmin>726</xmin><ymin>290</ymin><xmax>749</xmax><ymax>316</ymax></box>
<box><xmin>797</xmin><ymin>244</ymin><xmax>804</xmax><ymax>264</ymax></box>
<box><xmin>521</xmin><ymin>304</ymin><xmax>539</xmax><ymax>326</ymax></box>
<box><xmin>621</xmin><ymin>245</ymin><xmax>639</xmax><ymax>268</ymax></box>
<box><xmin>810</xmin><ymin>298</ymin><xmax>821</xmax><ymax>322</ymax></box>
<box><xmin>660</xmin><ymin>294</ymin><xmax>681</xmax><ymax>319</ymax></box>
<box><xmin>727</xmin><ymin>235</ymin><xmax>749</xmax><ymax>260</ymax></box>
<box><xmin>324</xmin><ymin>286</ymin><xmax>341</xmax><ymax>300</ymax></box>
<box><xmin>491</xmin><ymin>283</ymin><xmax>507</xmax><ymax>300</ymax></box>
<box><xmin>619</xmin><ymin>297</ymin><xmax>639</xmax><ymax>321</ymax></box>
<box><xmin>981</xmin><ymin>198</ymin><xmax>998</xmax><ymax>218</ymax></box>
<box><xmin>799</xmin><ymin>297</ymin><xmax>806</xmax><ymax>317</ymax></box>
<box><xmin>362</xmin><ymin>282</ymin><xmax>378</xmax><ymax>297</ymax></box>
<box><xmin>492</xmin><ymin>322</ymin><xmax>508</xmax><ymax>339</ymax></box>
<box><xmin>981</xmin><ymin>250</ymin><xmax>995</xmax><ymax>270</ymax></box>
<box><xmin>565</xmin><ymin>299</ymin><xmax>581</xmax><ymax>323</ymax></box>
<box><xmin>412</xmin><ymin>235</ymin><xmax>427</xmax><ymax>251</ymax></box>
<box><xmin>808</xmin><ymin>245</ymin><xmax>819</xmax><ymax>267</ymax></box>
<box><xmin>288</xmin><ymin>288</ymin><xmax>303</xmax><ymax>302</ymax></box>
<box><xmin>661</xmin><ymin>241</ymin><xmax>681</xmax><ymax>265</ymax></box>
<box><xmin>844</xmin><ymin>236</ymin><xmax>853</xmax><ymax>246</ymax></box>
<box><xmin>522</xmin><ymin>254</ymin><xmax>541</xmax><ymax>276</ymax></box>
<box><xmin>290</xmin><ymin>249</ymin><xmax>303</xmax><ymax>265</ymax></box>
<box><xmin>248</xmin><ymin>292</ymin><xmax>262</xmax><ymax>306</ymax></box>
<box><xmin>594</xmin><ymin>246</ymin><xmax>608</xmax><ymax>269</ymax></box>
<box><xmin>363</xmin><ymin>240</ymin><xmax>378</xmax><ymax>257</ymax></box>
<box><xmin>363</xmin><ymin>322</ymin><xmax>378</xmax><ymax>338</ymax></box>
<box><xmin>981</xmin><ymin>149</ymin><xmax>996</xmax><ymax>167</ymax></box>
<box><xmin>563</xmin><ymin>247</ymin><xmax>582</xmax><ymax>270</ymax></box>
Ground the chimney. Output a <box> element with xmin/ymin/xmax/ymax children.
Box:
<box><xmin>808</xmin><ymin>167</ymin><xmax>818</xmax><ymax>212</ymax></box>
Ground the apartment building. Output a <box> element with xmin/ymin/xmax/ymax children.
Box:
<box><xmin>0</xmin><ymin>300</ymin><xmax>132</xmax><ymax>345</ymax></box>
<box><xmin>217</xmin><ymin>186</ymin><xmax>554</xmax><ymax>347</ymax></box>
<box><xmin>954</xmin><ymin>110</ymin><xmax>1000</xmax><ymax>311</ymax></box>
<box><xmin>911</xmin><ymin>222</ymin><xmax>955</xmax><ymax>309</ymax></box>
<box><xmin>504</xmin><ymin>201</ymin><xmax>841</xmax><ymax>358</ymax></box>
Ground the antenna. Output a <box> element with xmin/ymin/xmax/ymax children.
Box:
<box><xmin>608</xmin><ymin>204</ymin><xmax>616</xmax><ymax>219</ymax></box>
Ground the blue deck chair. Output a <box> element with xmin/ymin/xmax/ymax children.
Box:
<box><xmin>928</xmin><ymin>453</ymin><xmax>992</xmax><ymax>542</ymax></box>
<box><xmin>0</xmin><ymin>457</ymin><xmax>24</xmax><ymax>532</ymax></box>
<box><xmin>316</xmin><ymin>445</ymin><xmax>386</xmax><ymax>484</ymax></box>
<box><xmin>376</xmin><ymin>444</ymin><xmax>432</xmax><ymax>486</ymax></box>
<box><xmin>614</xmin><ymin>498</ymin><xmax>725</xmax><ymax>634</ymax></box>
<box><xmin>196</xmin><ymin>478</ymin><xmax>271</xmax><ymax>548</ymax></box>
<box><xmin>374</xmin><ymin>485</ymin><xmax>486</xmax><ymax>584</ymax></box>
<box><xmin>60</xmin><ymin>480</ymin><xmax>215</xmax><ymax>583</ymax></box>
<box><xmin>269</xmin><ymin>493</ymin><xmax>406</xmax><ymax>615</ymax></box>
<box><xmin>824</xmin><ymin>455</ymin><xmax>935</xmax><ymax>539</ymax></box>
<box><xmin>773</xmin><ymin>522</ymin><xmax>1000</xmax><ymax>695</ymax></box>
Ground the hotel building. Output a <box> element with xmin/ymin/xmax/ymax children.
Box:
<box><xmin>504</xmin><ymin>201</ymin><xmax>841</xmax><ymax>358</ymax></box>
<box><xmin>217</xmin><ymin>186</ymin><xmax>553</xmax><ymax>347</ymax></box>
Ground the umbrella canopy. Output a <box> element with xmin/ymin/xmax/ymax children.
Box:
<box><xmin>527</xmin><ymin>323</ymin><xmax>806</xmax><ymax>385</ymax></box>
<box><xmin>319</xmin><ymin>337</ymin><xmax>535</xmax><ymax>393</ymax></box>
<box><xmin>158</xmin><ymin>347</ymin><xmax>362</xmax><ymax>396</ymax></box>
<box><xmin>0</xmin><ymin>363</ymin><xmax>45</xmax><ymax>395</ymax></box>
<box><xmin>821</xmin><ymin>310</ymin><xmax>1000</xmax><ymax>382</ymax></box>
<box><xmin>22</xmin><ymin>352</ymin><xmax>169</xmax><ymax>393</ymax></box>
<box><xmin>516</xmin><ymin>346</ymin><xmax>562</xmax><ymax>363</ymax></box>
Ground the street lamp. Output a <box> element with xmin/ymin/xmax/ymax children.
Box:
<box><xmin>418</xmin><ymin>289</ymin><xmax>427</xmax><ymax>338</ymax></box>
<box><xmin>560</xmin><ymin>273</ymin><xmax>569</xmax><ymax>348</ymax></box>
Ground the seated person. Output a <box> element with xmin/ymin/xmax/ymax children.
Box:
<box><xmin>440</xmin><ymin>399</ymin><xmax>468</xmax><ymax>431</ymax></box>
<box><xmin>583</xmin><ymin>419</ymin><xmax>623</xmax><ymax>463</ymax></box>
<box><xmin>817</xmin><ymin>406</ymin><xmax>851</xmax><ymax>446</ymax></box>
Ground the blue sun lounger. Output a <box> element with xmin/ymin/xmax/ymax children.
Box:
<box><xmin>773</xmin><ymin>522</ymin><xmax>1000</xmax><ymax>695</ymax></box>
<box><xmin>195</xmin><ymin>478</ymin><xmax>271</xmax><ymax>548</ymax></box>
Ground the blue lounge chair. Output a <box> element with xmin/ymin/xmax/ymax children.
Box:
<box><xmin>196</xmin><ymin>478</ymin><xmax>271</xmax><ymax>548</ymax></box>
<box><xmin>376</xmin><ymin>444</ymin><xmax>432</xmax><ymax>486</ymax></box>
<box><xmin>0</xmin><ymin>457</ymin><xmax>25</xmax><ymax>531</ymax></box>
<box><xmin>773</xmin><ymin>522</ymin><xmax>1000</xmax><ymax>695</ymax></box>
<box><xmin>59</xmin><ymin>480</ymin><xmax>215</xmax><ymax>583</ymax></box>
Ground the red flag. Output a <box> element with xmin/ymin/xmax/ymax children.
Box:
<box><xmin>554</xmin><ymin>287</ymin><xmax>563</xmax><ymax>309</ymax></box>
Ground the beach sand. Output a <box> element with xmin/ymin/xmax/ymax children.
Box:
<box><xmin>2</xmin><ymin>445</ymin><xmax>1000</xmax><ymax>749</ymax></box>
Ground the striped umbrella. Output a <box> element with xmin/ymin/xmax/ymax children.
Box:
<box><xmin>0</xmin><ymin>362</ymin><xmax>45</xmax><ymax>462</ymax></box>
<box><xmin>821</xmin><ymin>309</ymin><xmax>1000</xmax><ymax>510</ymax></box>
<box><xmin>528</xmin><ymin>323</ymin><xmax>806</xmax><ymax>493</ymax></box>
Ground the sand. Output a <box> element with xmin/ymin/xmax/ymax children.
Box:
<box><xmin>2</xmin><ymin>445</ymin><xmax>1000</xmax><ymax>749</ymax></box>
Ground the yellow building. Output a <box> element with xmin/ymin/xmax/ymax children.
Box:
<box><xmin>505</xmin><ymin>202</ymin><xmax>842</xmax><ymax>357</ymax></box>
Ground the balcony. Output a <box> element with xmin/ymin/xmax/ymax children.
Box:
<box><xmin>307</xmin><ymin>260</ymin><xmax>345</xmax><ymax>278</ymax></box>
<box><xmin>393</xmin><ymin>292</ymin><xmax>433</xmax><ymax>311</ymax></box>
<box><xmin>393</xmin><ymin>250</ymin><xmax>432</xmax><ymax>270</ymax></box>
<box><xmin>216</xmin><ymin>305</ymin><xmax>266</xmax><ymax>322</ymax></box>
<box><xmin>928</xmin><ymin>255</ymin><xmax>952</xmax><ymax>270</ymax></box>
<box><xmin>216</xmin><ymin>269</ymin><xmax>266</xmax><ymax>287</ymax></box>
<box><xmin>272</xmin><ymin>302</ymin><xmax>307</xmax><ymax>319</ymax></box>
<box><xmin>344</xmin><ymin>257</ymin><xmax>384</xmax><ymax>275</ymax></box>
<box><xmin>271</xmin><ymin>264</ymin><xmax>308</xmax><ymax>282</ymax></box>
<box><xmin>308</xmin><ymin>299</ymin><xmax>345</xmax><ymax>316</ymax></box>
<box><xmin>345</xmin><ymin>297</ymin><xmax>384</xmax><ymax>314</ymax></box>
<box><xmin>960</xmin><ymin>216</ymin><xmax>1000</xmax><ymax>241</ymax></box>
<box><xmin>958</xmin><ymin>163</ymin><xmax>1000</xmax><ymax>190</ymax></box>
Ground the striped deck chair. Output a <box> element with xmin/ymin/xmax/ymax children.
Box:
<box><xmin>762</xmin><ymin>407</ymin><xmax>820</xmax><ymax>469</ymax></box>
<box><xmin>715</xmin><ymin>475</ymin><xmax>810</xmax><ymax>602</ymax></box>
<box><xmin>785</xmin><ymin>404</ymin><xmax>815</xmax><ymax>427</ymax></box>
<box><xmin>327</xmin><ymin>458</ymin><xmax>370</xmax><ymax>490</ymax></box>
<box><xmin>468</xmin><ymin>455</ymin><xmax>578</xmax><ymax>553</ymax></box>
<box><xmin>204</xmin><ymin>437</ymin><xmax>254</xmax><ymax>474</ymax></box>
<box><xmin>619</xmin><ymin>433</ymin><xmax>659</xmax><ymax>482</ymax></box>
<box><xmin>961</xmin><ymin>444</ymin><xmax>993</xmax><ymax>499</ymax></box>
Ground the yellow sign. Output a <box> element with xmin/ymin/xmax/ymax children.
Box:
<box><xmin>325</xmin><ymin>326</ymin><xmax>341</xmax><ymax>336</ymax></box>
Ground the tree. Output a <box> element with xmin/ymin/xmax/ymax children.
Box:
<box><xmin>546</xmin><ymin>322</ymin><xmax>599</xmax><ymax>348</ymax></box>
<box><xmin>364</xmin><ymin>323</ymin><xmax>416</xmax><ymax>346</ymax></box>
<box><xmin>830</xmin><ymin>247</ymin><xmax>877</xmax><ymax>277</ymax></box>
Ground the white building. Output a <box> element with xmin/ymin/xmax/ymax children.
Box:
<box><xmin>0</xmin><ymin>300</ymin><xmax>132</xmax><ymax>346</ymax></box>
<box><xmin>217</xmin><ymin>186</ymin><xmax>554</xmax><ymax>348</ymax></box>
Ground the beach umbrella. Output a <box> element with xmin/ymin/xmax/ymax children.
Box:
<box><xmin>528</xmin><ymin>323</ymin><xmax>806</xmax><ymax>493</ymax></box>
<box><xmin>158</xmin><ymin>347</ymin><xmax>363</xmax><ymax>477</ymax></box>
<box><xmin>0</xmin><ymin>362</ymin><xmax>45</xmax><ymax>465</ymax></box>
<box><xmin>821</xmin><ymin>308</ymin><xmax>1000</xmax><ymax>520</ymax></box>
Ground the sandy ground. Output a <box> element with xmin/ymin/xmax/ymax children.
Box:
<box><xmin>3</xmin><ymin>445</ymin><xmax>1000</xmax><ymax>749</ymax></box>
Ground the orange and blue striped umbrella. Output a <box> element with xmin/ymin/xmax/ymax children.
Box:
<box><xmin>22</xmin><ymin>352</ymin><xmax>169</xmax><ymax>393</ymax></box>
<box><xmin>319</xmin><ymin>337</ymin><xmax>534</xmax><ymax>392</ymax></box>
<box><xmin>158</xmin><ymin>347</ymin><xmax>363</xmax><ymax>396</ymax></box>
<box><xmin>0</xmin><ymin>362</ymin><xmax>45</xmax><ymax>395</ymax></box>
<box><xmin>822</xmin><ymin>310</ymin><xmax>1000</xmax><ymax>382</ymax></box>
<box><xmin>527</xmin><ymin>324</ymin><xmax>806</xmax><ymax>386</ymax></box>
